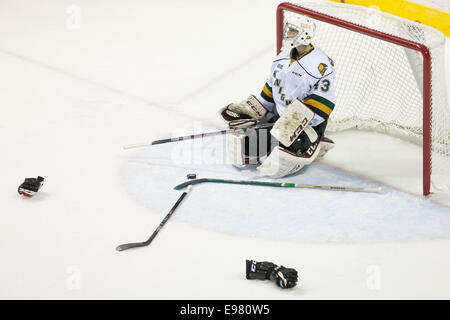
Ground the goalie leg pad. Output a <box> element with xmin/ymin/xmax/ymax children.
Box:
<box><xmin>287</xmin><ymin>118</ymin><xmax>328</xmax><ymax>154</ymax></box>
<box><xmin>257</xmin><ymin>142</ymin><xmax>321</xmax><ymax>178</ymax></box>
<box><xmin>317</xmin><ymin>137</ymin><xmax>335</xmax><ymax>159</ymax></box>
<box><xmin>270</xmin><ymin>99</ymin><xmax>315</xmax><ymax>147</ymax></box>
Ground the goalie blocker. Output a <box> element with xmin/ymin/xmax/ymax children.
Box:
<box><xmin>227</xmin><ymin>99</ymin><xmax>334</xmax><ymax>177</ymax></box>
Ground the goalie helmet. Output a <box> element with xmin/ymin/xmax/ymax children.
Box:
<box><xmin>284</xmin><ymin>19</ymin><xmax>316</xmax><ymax>47</ymax></box>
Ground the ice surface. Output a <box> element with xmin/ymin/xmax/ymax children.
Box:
<box><xmin>1</xmin><ymin>0</ymin><xmax>450</xmax><ymax>299</ymax></box>
<box><xmin>123</xmin><ymin>133</ymin><xmax>450</xmax><ymax>243</ymax></box>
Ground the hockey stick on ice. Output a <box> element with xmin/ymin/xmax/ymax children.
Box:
<box><xmin>123</xmin><ymin>129</ymin><xmax>233</xmax><ymax>149</ymax></box>
<box><xmin>174</xmin><ymin>178</ymin><xmax>382</xmax><ymax>193</ymax></box>
<box><xmin>122</xmin><ymin>122</ymin><xmax>274</xmax><ymax>150</ymax></box>
<box><xmin>116</xmin><ymin>185</ymin><xmax>193</xmax><ymax>251</ymax></box>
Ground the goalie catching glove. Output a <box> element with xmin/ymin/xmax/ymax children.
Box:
<box><xmin>246</xmin><ymin>259</ymin><xmax>298</xmax><ymax>289</ymax></box>
<box><xmin>219</xmin><ymin>95</ymin><xmax>267</xmax><ymax>128</ymax></box>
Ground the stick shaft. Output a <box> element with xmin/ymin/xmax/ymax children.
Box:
<box><xmin>122</xmin><ymin>130</ymin><xmax>232</xmax><ymax>149</ymax></box>
<box><xmin>123</xmin><ymin>130</ymin><xmax>231</xmax><ymax>149</ymax></box>
<box><xmin>174</xmin><ymin>178</ymin><xmax>381</xmax><ymax>193</ymax></box>
<box><xmin>147</xmin><ymin>186</ymin><xmax>190</xmax><ymax>242</ymax></box>
<box><xmin>292</xmin><ymin>183</ymin><xmax>381</xmax><ymax>193</ymax></box>
<box><xmin>122</xmin><ymin>123</ymin><xmax>274</xmax><ymax>149</ymax></box>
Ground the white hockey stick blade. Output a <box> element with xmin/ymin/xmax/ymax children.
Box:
<box><xmin>123</xmin><ymin>142</ymin><xmax>152</xmax><ymax>150</ymax></box>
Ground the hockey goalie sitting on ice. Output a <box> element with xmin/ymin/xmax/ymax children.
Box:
<box><xmin>219</xmin><ymin>19</ymin><xmax>335</xmax><ymax>178</ymax></box>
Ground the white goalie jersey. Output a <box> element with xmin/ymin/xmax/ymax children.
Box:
<box><xmin>258</xmin><ymin>45</ymin><xmax>336</xmax><ymax>126</ymax></box>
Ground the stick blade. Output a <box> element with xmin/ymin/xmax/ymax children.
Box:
<box><xmin>116</xmin><ymin>242</ymin><xmax>147</xmax><ymax>251</ymax></box>
<box><xmin>122</xmin><ymin>141</ymin><xmax>153</xmax><ymax>150</ymax></box>
<box><xmin>174</xmin><ymin>178</ymin><xmax>208</xmax><ymax>190</ymax></box>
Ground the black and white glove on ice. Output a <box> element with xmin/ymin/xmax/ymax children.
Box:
<box><xmin>246</xmin><ymin>260</ymin><xmax>277</xmax><ymax>280</ymax></box>
<box><xmin>269</xmin><ymin>265</ymin><xmax>298</xmax><ymax>289</ymax></box>
<box><xmin>18</xmin><ymin>176</ymin><xmax>44</xmax><ymax>197</ymax></box>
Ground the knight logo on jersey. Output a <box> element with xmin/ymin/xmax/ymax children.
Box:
<box><xmin>318</xmin><ymin>63</ymin><xmax>328</xmax><ymax>76</ymax></box>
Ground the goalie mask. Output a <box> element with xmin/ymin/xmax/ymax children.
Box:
<box><xmin>284</xmin><ymin>19</ymin><xmax>316</xmax><ymax>47</ymax></box>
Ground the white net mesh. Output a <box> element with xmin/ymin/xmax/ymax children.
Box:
<box><xmin>281</xmin><ymin>1</ymin><xmax>450</xmax><ymax>193</ymax></box>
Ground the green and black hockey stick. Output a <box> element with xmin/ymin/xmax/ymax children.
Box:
<box><xmin>174</xmin><ymin>178</ymin><xmax>382</xmax><ymax>193</ymax></box>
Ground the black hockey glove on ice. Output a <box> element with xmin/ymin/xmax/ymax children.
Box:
<box><xmin>269</xmin><ymin>265</ymin><xmax>298</xmax><ymax>289</ymax></box>
<box><xmin>18</xmin><ymin>176</ymin><xmax>44</xmax><ymax>197</ymax></box>
<box><xmin>246</xmin><ymin>260</ymin><xmax>277</xmax><ymax>280</ymax></box>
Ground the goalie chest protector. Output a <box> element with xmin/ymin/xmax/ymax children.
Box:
<box><xmin>267</xmin><ymin>46</ymin><xmax>336</xmax><ymax>120</ymax></box>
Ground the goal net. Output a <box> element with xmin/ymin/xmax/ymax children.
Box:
<box><xmin>277</xmin><ymin>1</ymin><xmax>450</xmax><ymax>195</ymax></box>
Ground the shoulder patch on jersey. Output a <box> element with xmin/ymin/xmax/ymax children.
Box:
<box><xmin>318</xmin><ymin>63</ymin><xmax>328</xmax><ymax>76</ymax></box>
<box><xmin>328</xmin><ymin>57</ymin><xmax>334</xmax><ymax>67</ymax></box>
